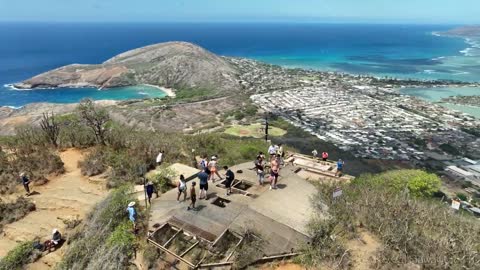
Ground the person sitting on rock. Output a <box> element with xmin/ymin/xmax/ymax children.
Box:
<box><xmin>44</xmin><ymin>228</ymin><xmax>62</xmax><ymax>251</ymax></box>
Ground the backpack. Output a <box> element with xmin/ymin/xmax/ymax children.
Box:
<box><xmin>200</xmin><ymin>159</ymin><xmax>207</xmax><ymax>169</ymax></box>
<box><xmin>227</xmin><ymin>170</ymin><xmax>235</xmax><ymax>181</ymax></box>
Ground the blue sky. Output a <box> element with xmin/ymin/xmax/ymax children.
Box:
<box><xmin>0</xmin><ymin>0</ymin><xmax>479</xmax><ymax>24</ymax></box>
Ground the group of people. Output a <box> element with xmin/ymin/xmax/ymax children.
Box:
<box><xmin>184</xmin><ymin>158</ymin><xmax>235</xmax><ymax>211</ymax></box>
<box><xmin>254</xmin><ymin>149</ymin><xmax>281</xmax><ymax>190</ymax></box>
<box><xmin>127</xmin><ymin>145</ymin><xmax>346</xmax><ymax>231</ymax></box>
<box><xmin>312</xmin><ymin>149</ymin><xmax>345</xmax><ymax>177</ymax></box>
<box><xmin>199</xmin><ymin>155</ymin><xmax>223</xmax><ymax>181</ymax></box>
<box><xmin>252</xmin><ymin>142</ymin><xmax>288</xmax><ymax>190</ymax></box>
<box><xmin>312</xmin><ymin>149</ymin><xmax>329</xmax><ymax>161</ymax></box>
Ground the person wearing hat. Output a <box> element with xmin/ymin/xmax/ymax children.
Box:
<box><xmin>187</xmin><ymin>182</ymin><xmax>197</xmax><ymax>211</ymax></box>
<box><xmin>20</xmin><ymin>172</ymin><xmax>30</xmax><ymax>196</ymax></box>
<box><xmin>145</xmin><ymin>181</ymin><xmax>156</xmax><ymax>205</ymax></box>
<box><xmin>127</xmin><ymin>202</ymin><xmax>137</xmax><ymax>230</ymax></box>
<box><xmin>208</xmin><ymin>155</ymin><xmax>222</xmax><ymax>182</ymax></box>
<box><xmin>44</xmin><ymin>228</ymin><xmax>62</xmax><ymax>251</ymax></box>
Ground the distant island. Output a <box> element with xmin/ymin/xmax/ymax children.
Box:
<box><xmin>13</xmin><ymin>42</ymin><xmax>241</xmax><ymax>93</ymax></box>
<box><xmin>439</xmin><ymin>25</ymin><xmax>480</xmax><ymax>37</ymax></box>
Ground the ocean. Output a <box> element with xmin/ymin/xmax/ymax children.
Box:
<box><xmin>0</xmin><ymin>22</ymin><xmax>479</xmax><ymax>107</ymax></box>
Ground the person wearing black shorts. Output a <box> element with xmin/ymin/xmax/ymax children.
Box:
<box><xmin>198</xmin><ymin>169</ymin><xmax>209</xmax><ymax>199</ymax></box>
<box><xmin>223</xmin><ymin>166</ymin><xmax>235</xmax><ymax>196</ymax></box>
<box><xmin>20</xmin><ymin>173</ymin><xmax>30</xmax><ymax>196</ymax></box>
<box><xmin>188</xmin><ymin>182</ymin><xmax>197</xmax><ymax>210</ymax></box>
<box><xmin>200</xmin><ymin>182</ymin><xmax>208</xmax><ymax>193</ymax></box>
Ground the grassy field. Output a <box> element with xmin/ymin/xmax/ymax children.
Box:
<box><xmin>224</xmin><ymin>123</ymin><xmax>286</xmax><ymax>138</ymax></box>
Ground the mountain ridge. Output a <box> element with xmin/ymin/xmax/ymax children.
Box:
<box><xmin>13</xmin><ymin>41</ymin><xmax>241</xmax><ymax>93</ymax></box>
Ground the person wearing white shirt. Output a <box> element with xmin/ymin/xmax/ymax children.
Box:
<box><xmin>156</xmin><ymin>150</ymin><xmax>164</xmax><ymax>165</ymax></box>
<box><xmin>268</xmin><ymin>144</ymin><xmax>276</xmax><ymax>160</ymax></box>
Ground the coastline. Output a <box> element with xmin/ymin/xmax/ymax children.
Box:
<box><xmin>142</xmin><ymin>84</ymin><xmax>176</xmax><ymax>98</ymax></box>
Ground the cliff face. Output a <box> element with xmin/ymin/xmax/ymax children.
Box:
<box><xmin>14</xmin><ymin>42</ymin><xmax>240</xmax><ymax>92</ymax></box>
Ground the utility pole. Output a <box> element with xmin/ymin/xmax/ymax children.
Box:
<box><xmin>139</xmin><ymin>165</ymin><xmax>147</xmax><ymax>208</ymax></box>
<box><xmin>265</xmin><ymin>112</ymin><xmax>269</xmax><ymax>142</ymax></box>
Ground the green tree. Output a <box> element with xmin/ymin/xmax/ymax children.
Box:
<box><xmin>407</xmin><ymin>172</ymin><xmax>442</xmax><ymax>197</ymax></box>
<box><xmin>77</xmin><ymin>99</ymin><xmax>110</xmax><ymax>145</ymax></box>
<box><xmin>456</xmin><ymin>193</ymin><xmax>468</xmax><ymax>201</ymax></box>
<box><xmin>353</xmin><ymin>170</ymin><xmax>441</xmax><ymax>198</ymax></box>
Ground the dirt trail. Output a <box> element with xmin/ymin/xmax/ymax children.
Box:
<box><xmin>346</xmin><ymin>230</ymin><xmax>381</xmax><ymax>270</ymax></box>
<box><xmin>0</xmin><ymin>149</ymin><xmax>108</xmax><ymax>268</ymax></box>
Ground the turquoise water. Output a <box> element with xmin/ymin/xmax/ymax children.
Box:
<box><xmin>1</xmin><ymin>85</ymin><xmax>167</xmax><ymax>108</ymax></box>
<box><xmin>399</xmin><ymin>87</ymin><xmax>480</xmax><ymax>118</ymax></box>
<box><xmin>442</xmin><ymin>103</ymin><xmax>480</xmax><ymax>118</ymax></box>
<box><xmin>399</xmin><ymin>87</ymin><xmax>480</xmax><ymax>101</ymax></box>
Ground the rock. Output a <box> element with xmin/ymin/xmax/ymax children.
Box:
<box><xmin>14</xmin><ymin>42</ymin><xmax>241</xmax><ymax>94</ymax></box>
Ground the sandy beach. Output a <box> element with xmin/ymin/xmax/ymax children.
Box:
<box><xmin>143</xmin><ymin>84</ymin><xmax>176</xmax><ymax>98</ymax></box>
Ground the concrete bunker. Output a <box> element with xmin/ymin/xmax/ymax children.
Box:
<box><xmin>148</xmin><ymin>220</ymin><xmax>243</xmax><ymax>269</ymax></box>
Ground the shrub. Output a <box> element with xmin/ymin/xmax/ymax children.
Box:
<box><xmin>0</xmin><ymin>241</ymin><xmax>36</xmax><ymax>270</ymax></box>
<box><xmin>307</xmin><ymin>170</ymin><xmax>480</xmax><ymax>269</ymax></box>
<box><xmin>352</xmin><ymin>170</ymin><xmax>441</xmax><ymax>198</ymax></box>
<box><xmin>79</xmin><ymin>148</ymin><xmax>106</xmax><ymax>176</ymax></box>
<box><xmin>143</xmin><ymin>244</ymin><xmax>162</xmax><ymax>269</ymax></box>
<box><xmin>149</xmin><ymin>166</ymin><xmax>177</xmax><ymax>193</ymax></box>
<box><xmin>297</xmin><ymin>219</ymin><xmax>349</xmax><ymax>269</ymax></box>
<box><xmin>107</xmin><ymin>221</ymin><xmax>136</xmax><ymax>256</ymax></box>
<box><xmin>77</xmin><ymin>99</ymin><xmax>110</xmax><ymax>146</ymax></box>
<box><xmin>439</xmin><ymin>143</ymin><xmax>461</xmax><ymax>156</ymax></box>
<box><xmin>58</xmin><ymin>185</ymin><xmax>138</xmax><ymax>270</ymax></box>
<box><xmin>461</xmin><ymin>181</ymin><xmax>473</xmax><ymax>189</ymax></box>
<box><xmin>456</xmin><ymin>193</ymin><xmax>468</xmax><ymax>201</ymax></box>
<box><xmin>233</xmin><ymin>230</ymin><xmax>264</xmax><ymax>269</ymax></box>
<box><xmin>56</xmin><ymin>113</ymin><xmax>96</xmax><ymax>148</ymax></box>
<box><xmin>0</xmin><ymin>136</ymin><xmax>64</xmax><ymax>194</ymax></box>
<box><xmin>0</xmin><ymin>197</ymin><xmax>36</xmax><ymax>229</ymax></box>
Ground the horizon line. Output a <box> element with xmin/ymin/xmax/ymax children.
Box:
<box><xmin>0</xmin><ymin>20</ymin><xmax>473</xmax><ymax>26</ymax></box>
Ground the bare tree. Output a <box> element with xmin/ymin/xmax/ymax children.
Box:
<box><xmin>40</xmin><ymin>112</ymin><xmax>60</xmax><ymax>147</ymax></box>
<box><xmin>77</xmin><ymin>99</ymin><xmax>110</xmax><ymax>145</ymax></box>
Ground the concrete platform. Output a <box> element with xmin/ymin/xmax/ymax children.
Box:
<box><xmin>148</xmin><ymin>161</ymin><xmax>317</xmax><ymax>256</ymax></box>
<box><xmin>135</xmin><ymin>163</ymin><xmax>201</xmax><ymax>202</ymax></box>
<box><xmin>291</xmin><ymin>153</ymin><xmax>354</xmax><ymax>182</ymax></box>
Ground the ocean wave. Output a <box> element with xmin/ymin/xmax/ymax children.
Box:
<box><xmin>138</xmin><ymin>91</ymin><xmax>149</xmax><ymax>96</ymax></box>
<box><xmin>460</xmin><ymin>48</ymin><xmax>474</xmax><ymax>56</ymax></box>
<box><xmin>420</xmin><ymin>69</ymin><xmax>438</xmax><ymax>74</ymax></box>
<box><xmin>431</xmin><ymin>56</ymin><xmax>445</xmax><ymax>61</ymax></box>
<box><xmin>3</xmin><ymin>105</ymin><xmax>23</xmax><ymax>109</ymax></box>
<box><xmin>452</xmin><ymin>71</ymin><xmax>470</xmax><ymax>76</ymax></box>
<box><xmin>465</xmin><ymin>38</ymin><xmax>480</xmax><ymax>48</ymax></box>
<box><xmin>3</xmin><ymin>83</ymin><xmax>54</xmax><ymax>91</ymax></box>
<box><xmin>3</xmin><ymin>83</ymin><xmax>19</xmax><ymax>90</ymax></box>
